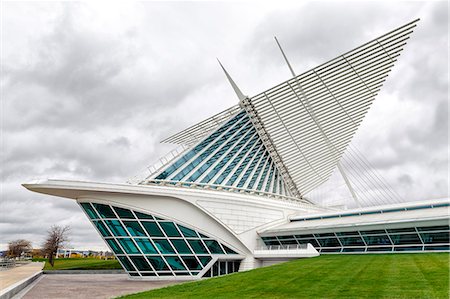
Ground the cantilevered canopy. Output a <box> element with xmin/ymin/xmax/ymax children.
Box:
<box><xmin>243</xmin><ymin>19</ymin><xmax>419</xmax><ymax>196</ymax></box>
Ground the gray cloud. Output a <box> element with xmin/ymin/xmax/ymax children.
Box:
<box><xmin>1</xmin><ymin>1</ymin><xmax>448</xmax><ymax>250</ymax></box>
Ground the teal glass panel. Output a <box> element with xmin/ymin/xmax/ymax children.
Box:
<box><xmin>156</xmin><ymin>111</ymin><xmax>247</xmax><ymax>180</ymax></box>
<box><xmin>420</xmin><ymin>232</ymin><xmax>449</xmax><ymax>244</ymax></box>
<box><xmin>141</xmin><ymin>222</ymin><xmax>164</xmax><ymax>237</ymax></box>
<box><xmin>93</xmin><ymin>203</ymin><xmax>116</xmax><ymax>218</ymax></box>
<box><xmin>235</xmin><ymin>145</ymin><xmax>265</xmax><ymax>187</ymax></box>
<box><xmin>199</xmin><ymin>233</ymin><xmax>209</xmax><ymax>239</ymax></box>
<box><xmin>81</xmin><ymin>203</ymin><xmax>98</xmax><ymax>219</ymax></box>
<box><xmin>197</xmin><ymin>256</ymin><xmax>212</xmax><ymax>267</ymax></box>
<box><xmin>114</xmin><ymin>207</ymin><xmax>135</xmax><ymax>219</ymax></box>
<box><xmin>123</xmin><ymin>221</ymin><xmax>146</xmax><ymax>237</ymax></box>
<box><xmin>106</xmin><ymin>239</ymin><xmax>123</xmax><ymax>254</ymax></box>
<box><xmin>117</xmin><ymin>238</ymin><xmax>140</xmax><ymax>254</ymax></box>
<box><xmin>130</xmin><ymin>256</ymin><xmax>153</xmax><ymax>271</ymax></box>
<box><xmin>146</xmin><ymin>256</ymin><xmax>169</xmax><ymax>271</ymax></box>
<box><xmin>135</xmin><ymin>211</ymin><xmax>154</xmax><ymax>220</ymax></box>
<box><xmin>118</xmin><ymin>256</ymin><xmax>135</xmax><ymax>272</ymax></box>
<box><xmin>93</xmin><ymin>221</ymin><xmax>111</xmax><ymax>237</ymax></box>
<box><xmin>246</xmin><ymin>152</ymin><xmax>269</xmax><ymax>189</ymax></box>
<box><xmin>153</xmin><ymin>239</ymin><xmax>175</xmax><ymax>254</ymax></box>
<box><xmin>170</xmin><ymin>239</ymin><xmax>192</xmax><ymax>254</ymax></box>
<box><xmin>182</xmin><ymin>256</ymin><xmax>202</xmax><ymax>270</ymax></box>
<box><xmin>387</xmin><ymin>228</ymin><xmax>416</xmax><ymax>233</ymax></box>
<box><xmin>178</xmin><ymin>225</ymin><xmax>198</xmax><ymax>238</ymax></box>
<box><xmin>165</xmin><ymin>257</ymin><xmax>186</xmax><ymax>271</ymax></box>
<box><xmin>105</xmin><ymin>220</ymin><xmax>128</xmax><ymax>236</ymax></box>
<box><xmin>187</xmin><ymin>240</ymin><xmax>208</xmax><ymax>254</ymax></box>
<box><xmin>135</xmin><ymin>239</ymin><xmax>157</xmax><ymax>254</ymax></box>
<box><xmin>159</xmin><ymin>222</ymin><xmax>181</xmax><ymax>237</ymax></box>
<box><xmin>204</xmin><ymin>240</ymin><xmax>224</xmax><ymax>254</ymax></box>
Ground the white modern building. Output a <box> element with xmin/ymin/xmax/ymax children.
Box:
<box><xmin>23</xmin><ymin>19</ymin><xmax>449</xmax><ymax>280</ymax></box>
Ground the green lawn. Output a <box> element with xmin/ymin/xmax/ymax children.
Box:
<box><xmin>119</xmin><ymin>253</ymin><xmax>449</xmax><ymax>299</ymax></box>
<box><xmin>32</xmin><ymin>257</ymin><xmax>122</xmax><ymax>270</ymax></box>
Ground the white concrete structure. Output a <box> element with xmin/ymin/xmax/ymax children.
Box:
<box><xmin>23</xmin><ymin>19</ymin><xmax>449</xmax><ymax>280</ymax></box>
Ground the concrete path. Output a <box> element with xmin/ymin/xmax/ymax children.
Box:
<box><xmin>0</xmin><ymin>262</ymin><xmax>44</xmax><ymax>291</ymax></box>
<box><xmin>20</xmin><ymin>274</ymin><xmax>186</xmax><ymax>299</ymax></box>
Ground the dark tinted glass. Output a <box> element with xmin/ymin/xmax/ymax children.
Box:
<box><xmin>153</xmin><ymin>239</ymin><xmax>175</xmax><ymax>254</ymax></box>
<box><xmin>123</xmin><ymin>221</ymin><xmax>146</xmax><ymax>237</ymax></box>
<box><xmin>181</xmin><ymin>256</ymin><xmax>202</xmax><ymax>270</ymax></box>
<box><xmin>359</xmin><ymin>230</ymin><xmax>386</xmax><ymax>235</ymax></box>
<box><xmin>135</xmin><ymin>211</ymin><xmax>154</xmax><ymax>220</ymax></box>
<box><xmin>390</xmin><ymin>234</ymin><xmax>421</xmax><ymax>245</ymax></box>
<box><xmin>130</xmin><ymin>256</ymin><xmax>152</xmax><ymax>271</ymax></box>
<box><xmin>317</xmin><ymin>238</ymin><xmax>340</xmax><ymax>247</ymax></box>
<box><xmin>204</xmin><ymin>240</ymin><xmax>224</xmax><ymax>254</ymax></box>
<box><xmin>118</xmin><ymin>256</ymin><xmax>135</xmax><ymax>271</ymax></box>
<box><xmin>135</xmin><ymin>239</ymin><xmax>157</xmax><ymax>254</ymax></box>
<box><xmin>363</xmin><ymin>235</ymin><xmax>392</xmax><ymax>245</ymax></box>
<box><xmin>223</xmin><ymin>245</ymin><xmax>238</xmax><ymax>254</ymax></box>
<box><xmin>81</xmin><ymin>203</ymin><xmax>98</xmax><ymax>219</ymax></box>
<box><xmin>198</xmin><ymin>256</ymin><xmax>212</xmax><ymax>267</ymax></box>
<box><xmin>387</xmin><ymin>228</ymin><xmax>416</xmax><ymax>233</ymax></box>
<box><xmin>106</xmin><ymin>239</ymin><xmax>123</xmax><ymax>254</ymax></box>
<box><xmin>178</xmin><ymin>225</ymin><xmax>198</xmax><ymax>238</ymax></box>
<box><xmin>141</xmin><ymin>222</ymin><xmax>164</xmax><ymax>237</ymax></box>
<box><xmin>420</xmin><ymin>232</ymin><xmax>449</xmax><ymax>244</ymax></box>
<box><xmin>93</xmin><ymin>203</ymin><xmax>116</xmax><ymax>218</ymax></box>
<box><xmin>187</xmin><ymin>240</ymin><xmax>209</xmax><ymax>254</ymax></box>
<box><xmin>114</xmin><ymin>207</ymin><xmax>135</xmax><ymax>219</ymax></box>
<box><xmin>170</xmin><ymin>239</ymin><xmax>192</xmax><ymax>254</ymax></box>
<box><xmin>105</xmin><ymin>220</ymin><xmax>128</xmax><ymax>236</ymax></box>
<box><xmin>165</xmin><ymin>257</ymin><xmax>186</xmax><ymax>271</ymax></box>
<box><xmin>147</xmin><ymin>256</ymin><xmax>169</xmax><ymax>271</ymax></box>
<box><xmin>159</xmin><ymin>222</ymin><xmax>181</xmax><ymax>237</ymax></box>
<box><xmin>339</xmin><ymin>237</ymin><xmax>365</xmax><ymax>246</ymax></box>
<box><xmin>117</xmin><ymin>238</ymin><xmax>139</xmax><ymax>254</ymax></box>
<box><xmin>417</xmin><ymin>226</ymin><xmax>449</xmax><ymax>232</ymax></box>
<box><xmin>94</xmin><ymin>221</ymin><xmax>111</xmax><ymax>237</ymax></box>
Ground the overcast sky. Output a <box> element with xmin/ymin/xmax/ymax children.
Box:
<box><xmin>1</xmin><ymin>1</ymin><xmax>448</xmax><ymax>251</ymax></box>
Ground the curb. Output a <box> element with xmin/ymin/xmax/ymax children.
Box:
<box><xmin>43</xmin><ymin>270</ymin><xmax>125</xmax><ymax>274</ymax></box>
<box><xmin>0</xmin><ymin>271</ymin><xmax>42</xmax><ymax>299</ymax></box>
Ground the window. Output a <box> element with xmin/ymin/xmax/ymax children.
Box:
<box><xmin>204</xmin><ymin>240</ymin><xmax>224</xmax><ymax>254</ymax></box>
<box><xmin>117</xmin><ymin>238</ymin><xmax>140</xmax><ymax>254</ymax></box>
<box><xmin>181</xmin><ymin>257</ymin><xmax>202</xmax><ymax>270</ymax></box>
<box><xmin>390</xmin><ymin>234</ymin><xmax>422</xmax><ymax>245</ymax></box>
<box><xmin>135</xmin><ymin>211</ymin><xmax>154</xmax><ymax>220</ymax></box>
<box><xmin>338</xmin><ymin>237</ymin><xmax>365</xmax><ymax>246</ymax></box>
<box><xmin>114</xmin><ymin>207</ymin><xmax>135</xmax><ymax>219</ymax></box>
<box><xmin>159</xmin><ymin>222</ymin><xmax>181</xmax><ymax>237</ymax></box>
<box><xmin>123</xmin><ymin>221</ymin><xmax>146</xmax><ymax>237</ymax></box>
<box><xmin>135</xmin><ymin>239</ymin><xmax>157</xmax><ymax>254</ymax></box>
<box><xmin>165</xmin><ymin>257</ymin><xmax>186</xmax><ymax>271</ymax></box>
<box><xmin>317</xmin><ymin>238</ymin><xmax>340</xmax><ymax>247</ymax></box>
<box><xmin>147</xmin><ymin>256</ymin><xmax>169</xmax><ymax>271</ymax></box>
<box><xmin>420</xmin><ymin>232</ymin><xmax>449</xmax><ymax>244</ymax></box>
<box><xmin>141</xmin><ymin>222</ymin><xmax>164</xmax><ymax>237</ymax></box>
<box><xmin>130</xmin><ymin>256</ymin><xmax>153</xmax><ymax>271</ymax></box>
<box><xmin>106</xmin><ymin>239</ymin><xmax>123</xmax><ymax>254</ymax></box>
<box><xmin>118</xmin><ymin>256</ymin><xmax>135</xmax><ymax>272</ymax></box>
<box><xmin>170</xmin><ymin>239</ymin><xmax>192</xmax><ymax>254</ymax></box>
<box><xmin>93</xmin><ymin>203</ymin><xmax>116</xmax><ymax>218</ymax></box>
<box><xmin>81</xmin><ymin>203</ymin><xmax>98</xmax><ymax>219</ymax></box>
<box><xmin>178</xmin><ymin>225</ymin><xmax>198</xmax><ymax>238</ymax></box>
<box><xmin>153</xmin><ymin>239</ymin><xmax>175</xmax><ymax>254</ymax></box>
<box><xmin>188</xmin><ymin>240</ymin><xmax>209</xmax><ymax>254</ymax></box>
<box><xmin>105</xmin><ymin>220</ymin><xmax>128</xmax><ymax>237</ymax></box>
<box><xmin>93</xmin><ymin>221</ymin><xmax>111</xmax><ymax>237</ymax></box>
<box><xmin>363</xmin><ymin>235</ymin><xmax>392</xmax><ymax>245</ymax></box>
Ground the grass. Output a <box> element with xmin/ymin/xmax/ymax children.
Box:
<box><xmin>118</xmin><ymin>253</ymin><xmax>449</xmax><ymax>299</ymax></box>
<box><xmin>32</xmin><ymin>257</ymin><xmax>122</xmax><ymax>270</ymax></box>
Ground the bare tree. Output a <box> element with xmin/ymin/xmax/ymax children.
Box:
<box><xmin>7</xmin><ymin>239</ymin><xmax>32</xmax><ymax>258</ymax></box>
<box><xmin>42</xmin><ymin>225</ymin><xmax>70</xmax><ymax>267</ymax></box>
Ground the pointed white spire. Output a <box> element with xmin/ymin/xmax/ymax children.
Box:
<box><xmin>274</xmin><ymin>36</ymin><xmax>296</xmax><ymax>77</ymax></box>
<box><xmin>217</xmin><ymin>58</ymin><xmax>246</xmax><ymax>101</ymax></box>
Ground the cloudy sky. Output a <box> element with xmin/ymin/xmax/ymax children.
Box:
<box><xmin>1</xmin><ymin>1</ymin><xmax>448</xmax><ymax>251</ymax></box>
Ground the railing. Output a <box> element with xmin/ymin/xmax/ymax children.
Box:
<box><xmin>0</xmin><ymin>259</ymin><xmax>16</xmax><ymax>270</ymax></box>
<box><xmin>256</xmin><ymin>244</ymin><xmax>308</xmax><ymax>251</ymax></box>
<box><xmin>127</xmin><ymin>144</ymin><xmax>190</xmax><ymax>184</ymax></box>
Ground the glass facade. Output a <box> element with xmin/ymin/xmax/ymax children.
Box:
<box><xmin>262</xmin><ymin>225</ymin><xmax>450</xmax><ymax>253</ymax></box>
<box><xmin>81</xmin><ymin>202</ymin><xmax>241</xmax><ymax>278</ymax></box>
<box><xmin>149</xmin><ymin>108</ymin><xmax>291</xmax><ymax>197</ymax></box>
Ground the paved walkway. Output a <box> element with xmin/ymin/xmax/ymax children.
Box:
<box><xmin>0</xmin><ymin>262</ymin><xmax>44</xmax><ymax>291</ymax></box>
<box><xmin>21</xmin><ymin>274</ymin><xmax>186</xmax><ymax>299</ymax></box>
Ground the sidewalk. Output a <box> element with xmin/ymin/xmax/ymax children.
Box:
<box><xmin>0</xmin><ymin>262</ymin><xmax>44</xmax><ymax>298</ymax></box>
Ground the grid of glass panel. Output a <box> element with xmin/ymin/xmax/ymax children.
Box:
<box><xmin>262</xmin><ymin>225</ymin><xmax>450</xmax><ymax>253</ymax></box>
<box><xmin>149</xmin><ymin>108</ymin><xmax>290</xmax><ymax>197</ymax></box>
<box><xmin>81</xmin><ymin>202</ymin><xmax>240</xmax><ymax>278</ymax></box>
